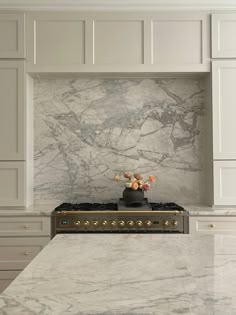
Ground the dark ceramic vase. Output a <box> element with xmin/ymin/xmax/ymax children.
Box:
<box><xmin>123</xmin><ymin>188</ymin><xmax>144</xmax><ymax>207</ymax></box>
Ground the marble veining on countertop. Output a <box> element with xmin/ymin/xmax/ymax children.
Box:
<box><xmin>0</xmin><ymin>233</ymin><xmax>236</xmax><ymax>315</ymax></box>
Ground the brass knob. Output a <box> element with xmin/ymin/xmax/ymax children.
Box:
<box><xmin>110</xmin><ymin>220</ymin><xmax>116</xmax><ymax>227</ymax></box>
<box><xmin>162</xmin><ymin>220</ymin><xmax>170</xmax><ymax>227</ymax></box>
<box><xmin>24</xmin><ymin>252</ymin><xmax>29</xmax><ymax>256</ymax></box>
<box><xmin>118</xmin><ymin>220</ymin><xmax>125</xmax><ymax>227</ymax></box>
<box><xmin>92</xmin><ymin>221</ymin><xmax>99</xmax><ymax>226</ymax></box>
<box><xmin>127</xmin><ymin>220</ymin><xmax>134</xmax><ymax>227</ymax></box>
<box><xmin>136</xmin><ymin>220</ymin><xmax>143</xmax><ymax>227</ymax></box>
<box><xmin>83</xmin><ymin>220</ymin><xmax>90</xmax><ymax>226</ymax></box>
<box><xmin>172</xmin><ymin>220</ymin><xmax>178</xmax><ymax>227</ymax></box>
<box><xmin>24</xmin><ymin>225</ymin><xmax>29</xmax><ymax>229</ymax></box>
<box><xmin>145</xmin><ymin>220</ymin><xmax>152</xmax><ymax>227</ymax></box>
<box><xmin>102</xmin><ymin>220</ymin><xmax>108</xmax><ymax>226</ymax></box>
<box><xmin>209</xmin><ymin>224</ymin><xmax>214</xmax><ymax>228</ymax></box>
<box><xmin>74</xmin><ymin>220</ymin><xmax>81</xmax><ymax>226</ymax></box>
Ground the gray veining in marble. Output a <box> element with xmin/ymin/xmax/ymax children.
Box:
<box><xmin>34</xmin><ymin>78</ymin><xmax>206</xmax><ymax>204</ymax></box>
<box><xmin>1</xmin><ymin>234</ymin><xmax>236</xmax><ymax>315</ymax></box>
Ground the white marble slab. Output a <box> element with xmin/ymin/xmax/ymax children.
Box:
<box><xmin>34</xmin><ymin>78</ymin><xmax>206</xmax><ymax>205</ymax></box>
<box><xmin>0</xmin><ymin>234</ymin><xmax>236</xmax><ymax>315</ymax></box>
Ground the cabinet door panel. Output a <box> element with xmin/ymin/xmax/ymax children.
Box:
<box><xmin>0</xmin><ymin>162</ymin><xmax>25</xmax><ymax>207</ymax></box>
<box><xmin>151</xmin><ymin>13</ymin><xmax>209</xmax><ymax>71</ymax></box>
<box><xmin>0</xmin><ymin>61</ymin><xmax>25</xmax><ymax>160</ymax></box>
<box><xmin>214</xmin><ymin>161</ymin><xmax>236</xmax><ymax>206</ymax></box>
<box><xmin>212</xmin><ymin>61</ymin><xmax>236</xmax><ymax>159</ymax></box>
<box><xmin>27</xmin><ymin>13</ymin><xmax>85</xmax><ymax>72</ymax></box>
<box><xmin>0</xmin><ymin>13</ymin><xmax>25</xmax><ymax>58</ymax></box>
<box><xmin>212</xmin><ymin>13</ymin><xmax>236</xmax><ymax>58</ymax></box>
<box><xmin>93</xmin><ymin>20</ymin><xmax>144</xmax><ymax>65</ymax></box>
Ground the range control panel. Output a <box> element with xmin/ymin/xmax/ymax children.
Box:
<box><xmin>51</xmin><ymin>212</ymin><xmax>188</xmax><ymax>237</ymax></box>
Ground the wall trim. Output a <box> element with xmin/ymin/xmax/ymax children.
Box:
<box><xmin>1</xmin><ymin>0</ymin><xmax>236</xmax><ymax>10</ymax></box>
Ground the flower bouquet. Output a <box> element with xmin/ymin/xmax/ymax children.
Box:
<box><xmin>114</xmin><ymin>172</ymin><xmax>156</xmax><ymax>207</ymax></box>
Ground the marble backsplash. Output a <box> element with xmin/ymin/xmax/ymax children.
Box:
<box><xmin>34</xmin><ymin>78</ymin><xmax>206</xmax><ymax>204</ymax></box>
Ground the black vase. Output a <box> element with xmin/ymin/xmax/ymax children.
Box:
<box><xmin>123</xmin><ymin>188</ymin><xmax>144</xmax><ymax>207</ymax></box>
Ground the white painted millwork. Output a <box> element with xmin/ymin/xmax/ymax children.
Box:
<box><xmin>0</xmin><ymin>270</ymin><xmax>21</xmax><ymax>293</ymax></box>
<box><xmin>212</xmin><ymin>61</ymin><xmax>236</xmax><ymax>159</ymax></box>
<box><xmin>0</xmin><ymin>162</ymin><xmax>25</xmax><ymax>207</ymax></box>
<box><xmin>0</xmin><ymin>237</ymin><xmax>50</xmax><ymax>270</ymax></box>
<box><xmin>0</xmin><ymin>0</ymin><xmax>236</xmax><ymax>10</ymax></box>
<box><xmin>212</xmin><ymin>13</ymin><xmax>236</xmax><ymax>58</ymax></box>
<box><xmin>0</xmin><ymin>12</ymin><xmax>25</xmax><ymax>58</ymax></box>
<box><xmin>0</xmin><ymin>61</ymin><xmax>25</xmax><ymax>160</ymax></box>
<box><xmin>0</xmin><ymin>216</ymin><xmax>50</xmax><ymax>293</ymax></box>
<box><xmin>190</xmin><ymin>216</ymin><xmax>236</xmax><ymax>234</ymax></box>
<box><xmin>27</xmin><ymin>11</ymin><xmax>210</xmax><ymax>72</ymax></box>
<box><xmin>214</xmin><ymin>161</ymin><xmax>236</xmax><ymax>205</ymax></box>
<box><xmin>0</xmin><ymin>217</ymin><xmax>50</xmax><ymax>237</ymax></box>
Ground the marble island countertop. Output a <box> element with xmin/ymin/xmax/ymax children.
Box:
<box><xmin>1</xmin><ymin>233</ymin><xmax>236</xmax><ymax>315</ymax></box>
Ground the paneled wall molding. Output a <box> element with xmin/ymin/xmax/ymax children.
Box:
<box><xmin>1</xmin><ymin>0</ymin><xmax>236</xmax><ymax>10</ymax></box>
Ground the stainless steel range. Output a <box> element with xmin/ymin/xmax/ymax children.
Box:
<box><xmin>51</xmin><ymin>200</ymin><xmax>189</xmax><ymax>238</ymax></box>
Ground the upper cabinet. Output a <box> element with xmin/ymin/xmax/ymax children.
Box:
<box><xmin>0</xmin><ymin>12</ymin><xmax>25</xmax><ymax>58</ymax></box>
<box><xmin>212</xmin><ymin>13</ymin><xmax>236</xmax><ymax>58</ymax></box>
<box><xmin>0</xmin><ymin>60</ymin><xmax>25</xmax><ymax>160</ymax></box>
<box><xmin>212</xmin><ymin>60</ymin><xmax>236</xmax><ymax>159</ymax></box>
<box><xmin>26</xmin><ymin>12</ymin><xmax>210</xmax><ymax>73</ymax></box>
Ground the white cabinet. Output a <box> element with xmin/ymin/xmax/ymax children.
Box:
<box><xmin>27</xmin><ymin>12</ymin><xmax>210</xmax><ymax>72</ymax></box>
<box><xmin>214</xmin><ymin>161</ymin><xmax>236</xmax><ymax>206</ymax></box>
<box><xmin>0</xmin><ymin>162</ymin><xmax>25</xmax><ymax>207</ymax></box>
<box><xmin>212</xmin><ymin>13</ymin><xmax>236</xmax><ymax>58</ymax></box>
<box><xmin>212</xmin><ymin>61</ymin><xmax>236</xmax><ymax>159</ymax></box>
<box><xmin>27</xmin><ymin>12</ymin><xmax>86</xmax><ymax>72</ymax></box>
<box><xmin>0</xmin><ymin>216</ymin><xmax>50</xmax><ymax>293</ymax></box>
<box><xmin>0</xmin><ymin>270</ymin><xmax>21</xmax><ymax>293</ymax></box>
<box><xmin>150</xmin><ymin>12</ymin><xmax>209</xmax><ymax>71</ymax></box>
<box><xmin>0</xmin><ymin>12</ymin><xmax>25</xmax><ymax>58</ymax></box>
<box><xmin>0</xmin><ymin>60</ymin><xmax>25</xmax><ymax>160</ymax></box>
<box><xmin>190</xmin><ymin>216</ymin><xmax>236</xmax><ymax>234</ymax></box>
<box><xmin>0</xmin><ymin>217</ymin><xmax>50</xmax><ymax>237</ymax></box>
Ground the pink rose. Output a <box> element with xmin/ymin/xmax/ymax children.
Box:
<box><xmin>143</xmin><ymin>183</ymin><xmax>150</xmax><ymax>191</ymax></box>
<box><xmin>124</xmin><ymin>172</ymin><xmax>131</xmax><ymax>179</ymax></box>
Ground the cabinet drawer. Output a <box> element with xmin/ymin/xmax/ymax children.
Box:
<box><xmin>0</xmin><ymin>237</ymin><xmax>50</xmax><ymax>270</ymax></box>
<box><xmin>190</xmin><ymin>217</ymin><xmax>236</xmax><ymax>234</ymax></box>
<box><xmin>0</xmin><ymin>217</ymin><xmax>50</xmax><ymax>236</ymax></box>
<box><xmin>0</xmin><ymin>270</ymin><xmax>21</xmax><ymax>293</ymax></box>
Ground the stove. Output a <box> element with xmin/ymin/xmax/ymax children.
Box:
<box><xmin>51</xmin><ymin>200</ymin><xmax>189</xmax><ymax>238</ymax></box>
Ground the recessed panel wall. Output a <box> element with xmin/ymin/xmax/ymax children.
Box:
<box><xmin>0</xmin><ymin>13</ymin><xmax>25</xmax><ymax>58</ymax></box>
<box><xmin>93</xmin><ymin>20</ymin><xmax>144</xmax><ymax>64</ymax></box>
<box><xmin>35</xmin><ymin>20</ymin><xmax>85</xmax><ymax>65</ymax></box>
<box><xmin>212</xmin><ymin>13</ymin><xmax>236</xmax><ymax>58</ymax></box>
<box><xmin>212</xmin><ymin>61</ymin><xmax>236</xmax><ymax>159</ymax></box>
<box><xmin>0</xmin><ymin>162</ymin><xmax>25</xmax><ymax>206</ymax></box>
<box><xmin>152</xmin><ymin>20</ymin><xmax>202</xmax><ymax>65</ymax></box>
<box><xmin>0</xmin><ymin>61</ymin><xmax>25</xmax><ymax>160</ymax></box>
<box><xmin>214</xmin><ymin>161</ymin><xmax>236</xmax><ymax>205</ymax></box>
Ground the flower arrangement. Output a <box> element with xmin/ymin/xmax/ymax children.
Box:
<box><xmin>114</xmin><ymin>172</ymin><xmax>156</xmax><ymax>191</ymax></box>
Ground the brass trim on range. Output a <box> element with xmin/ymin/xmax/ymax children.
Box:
<box><xmin>54</xmin><ymin>210</ymin><xmax>184</xmax><ymax>215</ymax></box>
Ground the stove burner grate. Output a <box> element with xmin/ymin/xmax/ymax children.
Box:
<box><xmin>151</xmin><ymin>202</ymin><xmax>184</xmax><ymax>211</ymax></box>
<box><xmin>55</xmin><ymin>203</ymin><xmax>118</xmax><ymax>211</ymax></box>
